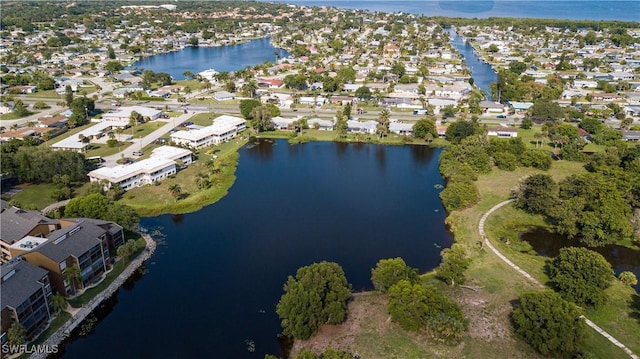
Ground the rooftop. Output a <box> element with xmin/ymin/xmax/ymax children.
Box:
<box><xmin>1</xmin><ymin>258</ymin><xmax>49</xmax><ymax>309</ymax></box>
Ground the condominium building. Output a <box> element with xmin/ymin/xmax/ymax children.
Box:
<box><xmin>1</xmin><ymin>258</ymin><xmax>53</xmax><ymax>343</ymax></box>
<box><xmin>87</xmin><ymin>145</ymin><xmax>192</xmax><ymax>191</ymax></box>
<box><xmin>170</xmin><ymin>115</ymin><xmax>246</xmax><ymax>149</ymax></box>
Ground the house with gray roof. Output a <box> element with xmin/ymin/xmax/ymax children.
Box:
<box><xmin>389</xmin><ymin>122</ymin><xmax>414</xmax><ymax>136</ymax></box>
<box><xmin>1</xmin><ymin>258</ymin><xmax>53</xmax><ymax>343</ymax></box>
<box><xmin>347</xmin><ymin>120</ymin><xmax>377</xmax><ymax>134</ymax></box>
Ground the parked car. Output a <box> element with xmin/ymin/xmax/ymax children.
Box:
<box><xmin>133</xmin><ymin>151</ymin><xmax>143</xmax><ymax>156</ymax></box>
<box><xmin>496</xmin><ymin>114</ymin><xmax>507</xmax><ymax>119</ymax></box>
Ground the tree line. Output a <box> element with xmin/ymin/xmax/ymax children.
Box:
<box><xmin>438</xmin><ymin>119</ymin><xmax>552</xmax><ymax>212</ymax></box>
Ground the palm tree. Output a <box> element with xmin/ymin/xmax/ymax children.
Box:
<box><xmin>621</xmin><ymin>117</ymin><xmax>633</xmax><ymax>131</ymax></box>
<box><xmin>168</xmin><ymin>184</ymin><xmax>182</xmax><ymax>200</ymax></box>
<box><xmin>533</xmin><ymin>132</ymin><xmax>545</xmax><ymax>148</ymax></box>
<box><xmin>129</xmin><ymin>111</ymin><xmax>140</xmax><ymax>137</ymax></box>
<box><xmin>63</xmin><ymin>265</ymin><xmax>82</xmax><ymax>295</ymax></box>
<box><xmin>52</xmin><ymin>294</ymin><xmax>67</xmax><ymax>313</ymax></box>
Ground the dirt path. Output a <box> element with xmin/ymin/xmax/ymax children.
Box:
<box><xmin>480</xmin><ymin>200</ymin><xmax>638</xmax><ymax>359</ymax></box>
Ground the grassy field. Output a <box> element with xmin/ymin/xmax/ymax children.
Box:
<box><xmin>3</xmin><ymin>183</ymin><xmax>60</xmax><ymax>210</ymax></box>
<box><xmin>0</xmin><ymin>111</ymin><xmax>36</xmax><ymax>120</ymax></box>
<box><xmin>293</xmin><ymin>158</ymin><xmax>639</xmax><ymax>358</ymax></box>
<box><xmin>118</xmin><ymin>137</ymin><xmax>247</xmax><ymax>216</ymax></box>
<box><xmin>85</xmin><ymin>142</ymin><xmax>132</xmax><ymax>157</ymax></box>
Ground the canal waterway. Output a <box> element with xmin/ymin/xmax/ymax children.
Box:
<box><xmin>128</xmin><ymin>37</ymin><xmax>289</xmax><ymax>80</ymax></box>
<box><xmin>446</xmin><ymin>28</ymin><xmax>497</xmax><ymax>99</ymax></box>
<box><xmin>58</xmin><ymin>140</ymin><xmax>453</xmax><ymax>358</ymax></box>
<box><xmin>522</xmin><ymin>228</ymin><xmax>640</xmax><ymax>293</ymax></box>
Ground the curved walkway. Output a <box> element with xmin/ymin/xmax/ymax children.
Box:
<box><xmin>40</xmin><ymin>199</ymin><xmax>71</xmax><ymax>215</ymax></box>
<box><xmin>30</xmin><ymin>234</ymin><xmax>157</xmax><ymax>359</ymax></box>
<box><xmin>479</xmin><ymin>199</ymin><xmax>638</xmax><ymax>359</ymax></box>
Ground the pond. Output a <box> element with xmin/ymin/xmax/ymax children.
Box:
<box><xmin>58</xmin><ymin>140</ymin><xmax>454</xmax><ymax>358</ymax></box>
<box><xmin>522</xmin><ymin>227</ymin><xmax>640</xmax><ymax>293</ymax></box>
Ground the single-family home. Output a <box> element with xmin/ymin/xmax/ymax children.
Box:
<box><xmin>214</xmin><ymin>91</ymin><xmax>235</xmax><ymax>101</ymax></box>
<box><xmin>487</xmin><ymin>126</ymin><xmax>518</xmax><ymax>138</ymax></box>
<box><xmin>389</xmin><ymin>122</ymin><xmax>414</xmax><ymax>136</ymax></box>
<box><xmin>347</xmin><ymin>120</ymin><xmax>377</xmax><ymax>134</ymax></box>
<box><xmin>307</xmin><ymin>118</ymin><xmax>335</xmax><ymax>131</ymax></box>
<box><xmin>622</xmin><ymin>130</ymin><xmax>640</xmax><ymax>141</ymax></box>
<box><xmin>479</xmin><ymin>101</ymin><xmax>505</xmax><ymax>114</ymax></box>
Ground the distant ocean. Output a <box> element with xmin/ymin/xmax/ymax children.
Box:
<box><xmin>270</xmin><ymin>1</ymin><xmax>639</xmax><ymax>22</ymax></box>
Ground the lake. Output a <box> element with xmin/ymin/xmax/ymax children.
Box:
<box><xmin>522</xmin><ymin>228</ymin><xmax>640</xmax><ymax>293</ymax></box>
<box><xmin>128</xmin><ymin>37</ymin><xmax>290</xmax><ymax>80</ymax></box>
<box><xmin>58</xmin><ymin>140</ymin><xmax>453</xmax><ymax>358</ymax></box>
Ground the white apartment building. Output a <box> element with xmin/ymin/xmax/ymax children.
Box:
<box><xmin>87</xmin><ymin>146</ymin><xmax>192</xmax><ymax>190</ymax></box>
<box><xmin>170</xmin><ymin>115</ymin><xmax>246</xmax><ymax>149</ymax></box>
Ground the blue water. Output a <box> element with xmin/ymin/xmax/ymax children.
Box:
<box><xmin>446</xmin><ymin>28</ymin><xmax>496</xmax><ymax>98</ymax></box>
<box><xmin>58</xmin><ymin>141</ymin><xmax>453</xmax><ymax>358</ymax></box>
<box><xmin>128</xmin><ymin>37</ymin><xmax>290</xmax><ymax>79</ymax></box>
<box><xmin>276</xmin><ymin>1</ymin><xmax>638</xmax><ymax>21</ymax></box>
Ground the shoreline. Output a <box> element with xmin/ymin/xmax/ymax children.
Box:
<box><xmin>28</xmin><ymin>234</ymin><xmax>157</xmax><ymax>359</ymax></box>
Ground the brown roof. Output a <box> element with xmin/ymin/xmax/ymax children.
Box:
<box><xmin>38</xmin><ymin>116</ymin><xmax>67</xmax><ymax>126</ymax></box>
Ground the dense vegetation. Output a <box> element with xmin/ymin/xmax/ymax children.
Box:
<box><xmin>515</xmin><ymin>147</ymin><xmax>640</xmax><ymax>247</ymax></box>
<box><xmin>276</xmin><ymin>262</ymin><xmax>352</xmax><ymax>340</ymax></box>
<box><xmin>1</xmin><ymin>145</ymin><xmax>89</xmax><ymax>184</ymax></box>
<box><xmin>370</xmin><ymin>257</ymin><xmax>419</xmax><ymax>292</ymax></box>
<box><xmin>512</xmin><ymin>291</ymin><xmax>586</xmax><ymax>357</ymax></box>
<box><xmin>439</xmin><ymin>120</ymin><xmax>552</xmax><ymax>211</ymax></box>
<box><xmin>64</xmin><ymin>193</ymin><xmax>140</xmax><ymax>231</ymax></box>
<box><xmin>547</xmin><ymin>247</ymin><xmax>615</xmax><ymax>307</ymax></box>
<box><xmin>388</xmin><ymin>280</ymin><xmax>467</xmax><ymax>342</ymax></box>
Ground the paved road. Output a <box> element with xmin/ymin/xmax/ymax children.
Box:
<box><xmin>479</xmin><ymin>199</ymin><xmax>638</xmax><ymax>359</ymax></box>
<box><xmin>0</xmin><ymin>105</ymin><xmax>63</xmax><ymax>128</ymax></box>
<box><xmin>103</xmin><ymin>111</ymin><xmax>203</xmax><ymax>166</ymax></box>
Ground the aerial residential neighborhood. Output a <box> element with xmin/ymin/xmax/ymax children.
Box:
<box><xmin>1</xmin><ymin>1</ymin><xmax>639</xmax><ymax>359</ymax></box>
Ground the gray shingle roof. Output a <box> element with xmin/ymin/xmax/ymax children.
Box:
<box><xmin>1</xmin><ymin>258</ymin><xmax>48</xmax><ymax>309</ymax></box>
<box><xmin>0</xmin><ymin>207</ymin><xmax>58</xmax><ymax>244</ymax></box>
<box><xmin>40</xmin><ymin>221</ymin><xmax>106</xmax><ymax>262</ymax></box>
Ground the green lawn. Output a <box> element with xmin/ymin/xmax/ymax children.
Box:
<box><xmin>85</xmin><ymin>142</ymin><xmax>132</xmax><ymax>157</ymax></box>
<box><xmin>4</xmin><ymin>183</ymin><xmax>61</xmax><ymax>210</ymax></box>
<box><xmin>0</xmin><ymin>111</ymin><xmax>35</xmax><ymax>120</ymax></box>
<box><xmin>119</xmin><ymin>137</ymin><xmax>248</xmax><ymax>216</ymax></box>
<box><xmin>129</xmin><ymin>121</ymin><xmax>165</xmax><ymax>138</ymax></box>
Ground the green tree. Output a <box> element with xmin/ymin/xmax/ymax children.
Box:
<box><xmin>619</xmin><ymin>271</ymin><xmax>638</xmax><ymax>286</ymax></box>
<box><xmin>239</xmin><ymin>99</ymin><xmax>262</xmax><ymax>120</ymax></box>
<box><xmin>250</xmin><ymin>106</ymin><xmax>275</xmax><ymax>132</ymax></box>
<box><xmin>107</xmin><ymin>45</ymin><xmax>116</xmax><ymax>59</ymax></box>
<box><xmin>445</xmin><ymin>119</ymin><xmax>480</xmax><ymax>143</ymax></box>
<box><xmin>515</xmin><ymin>174</ymin><xmax>558</xmax><ymax>214</ymax></box>
<box><xmin>276</xmin><ymin>261</ymin><xmax>352</xmax><ymax>339</ymax></box>
<box><xmin>12</xmin><ymin>100</ymin><xmax>29</xmax><ymax>117</ymax></box>
<box><xmin>439</xmin><ymin>179</ymin><xmax>479</xmax><ymax>211</ymax></box>
<box><xmin>436</xmin><ymin>245</ymin><xmax>470</xmax><ymax>286</ymax></box>
<box><xmin>168</xmin><ymin>184</ymin><xmax>182</xmax><ymax>200</ymax></box>
<box><xmin>7</xmin><ymin>322</ymin><xmax>26</xmax><ymax>346</ymax></box>
<box><xmin>508</xmin><ymin>61</ymin><xmax>527</xmax><ymax>75</ymax></box>
<box><xmin>547</xmin><ymin>247</ymin><xmax>614</xmax><ymax>307</ymax></box>
<box><xmin>355</xmin><ymin>86</ymin><xmax>372</xmax><ymax>100</ymax></box>
<box><xmin>104</xmin><ymin>61</ymin><xmax>123</xmax><ymax>73</ymax></box>
<box><xmin>52</xmin><ymin>294</ymin><xmax>67</xmax><ymax>313</ymax></box>
<box><xmin>64</xmin><ymin>264</ymin><xmax>82</xmax><ymax>295</ymax></box>
<box><xmin>512</xmin><ymin>291</ymin><xmax>585</xmax><ymax>357</ymax></box>
<box><xmin>519</xmin><ymin>118</ymin><xmax>533</xmax><ymax>129</ymax></box>
<box><xmin>531</xmin><ymin>99</ymin><xmax>563</xmax><ymax>121</ymax></box>
<box><xmin>388</xmin><ymin>280</ymin><xmax>467</xmax><ymax>341</ymax></box>
<box><xmin>371</xmin><ymin>257</ymin><xmax>418</xmax><ymax>292</ymax></box>
<box><xmin>412</xmin><ymin>118</ymin><xmax>437</xmax><ymax>140</ymax></box>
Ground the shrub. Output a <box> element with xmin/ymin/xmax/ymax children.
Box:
<box><xmin>619</xmin><ymin>271</ymin><xmax>638</xmax><ymax>286</ymax></box>
<box><xmin>371</xmin><ymin>257</ymin><xmax>418</xmax><ymax>292</ymax></box>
